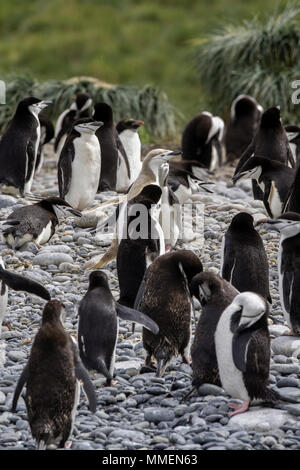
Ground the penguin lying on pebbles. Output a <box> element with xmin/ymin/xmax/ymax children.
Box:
<box><xmin>54</xmin><ymin>92</ymin><xmax>92</xmax><ymax>158</ymax></box>
<box><xmin>233</xmin><ymin>156</ymin><xmax>295</xmax><ymax>218</ymax></box>
<box><xmin>262</xmin><ymin>212</ymin><xmax>300</xmax><ymax>336</ymax></box>
<box><xmin>0</xmin><ymin>256</ymin><xmax>51</xmax><ymax>335</ymax></box>
<box><xmin>58</xmin><ymin>118</ymin><xmax>103</xmax><ymax>210</ymax></box>
<box><xmin>78</xmin><ymin>271</ymin><xmax>159</xmax><ymax>386</ymax></box>
<box><xmin>12</xmin><ymin>299</ymin><xmax>97</xmax><ymax>450</ymax></box>
<box><xmin>136</xmin><ymin>250</ymin><xmax>203</xmax><ymax>377</ymax></box>
<box><xmin>117</xmin><ymin>185</ymin><xmax>164</xmax><ymax>309</ymax></box>
<box><xmin>221</xmin><ymin>212</ymin><xmax>271</xmax><ymax>303</ymax></box>
<box><xmin>215</xmin><ymin>292</ymin><xmax>279</xmax><ymax>416</ymax></box>
<box><xmin>1</xmin><ymin>196</ymin><xmax>81</xmax><ymax>249</ymax></box>
<box><xmin>225</xmin><ymin>94</ymin><xmax>263</xmax><ymax>163</ymax></box>
<box><xmin>190</xmin><ymin>271</ymin><xmax>238</xmax><ymax>389</ymax></box>
<box><xmin>0</xmin><ymin>97</ymin><xmax>52</xmax><ymax>196</ymax></box>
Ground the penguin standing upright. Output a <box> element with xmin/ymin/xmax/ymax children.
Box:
<box><xmin>11</xmin><ymin>300</ymin><xmax>97</xmax><ymax>449</ymax></box>
<box><xmin>0</xmin><ymin>97</ymin><xmax>51</xmax><ymax>195</ymax></box>
<box><xmin>233</xmin><ymin>156</ymin><xmax>295</xmax><ymax>218</ymax></box>
<box><xmin>136</xmin><ymin>250</ymin><xmax>203</xmax><ymax>377</ymax></box>
<box><xmin>282</xmin><ymin>160</ymin><xmax>300</xmax><ymax>214</ymax></box>
<box><xmin>225</xmin><ymin>95</ymin><xmax>263</xmax><ymax>163</ymax></box>
<box><xmin>215</xmin><ymin>292</ymin><xmax>277</xmax><ymax>416</ymax></box>
<box><xmin>190</xmin><ymin>271</ymin><xmax>238</xmax><ymax>388</ymax></box>
<box><xmin>234</xmin><ymin>107</ymin><xmax>295</xmax><ymax>200</ymax></box>
<box><xmin>117</xmin><ymin>184</ymin><xmax>164</xmax><ymax>308</ymax></box>
<box><xmin>285</xmin><ymin>125</ymin><xmax>300</xmax><ymax>168</ymax></box>
<box><xmin>220</xmin><ymin>212</ymin><xmax>271</xmax><ymax>303</ymax></box>
<box><xmin>35</xmin><ymin>114</ymin><xmax>55</xmax><ymax>174</ymax></box>
<box><xmin>93</xmin><ymin>102</ymin><xmax>119</xmax><ymax>191</ymax></box>
<box><xmin>54</xmin><ymin>92</ymin><xmax>92</xmax><ymax>158</ymax></box>
<box><xmin>263</xmin><ymin>212</ymin><xmax>300</xmax><ymax>335</ymax></box>
<box><xmin>116</xmin><ymin>118</ymin><xmax>144</xmax><ymax>192</ymax></box>
<box><xmin>78</xmin><ymin>271</ymin><xmax>159</xmax><ymax>385</ymax></box>
<box><xmin>58</xmin><ymin>118</ymin><xmax>103</xmax><ymax>210</ymax></box>
<box><xmin>2</xmin><ymin>196</ymin><xmax>81</xmax><ymax>249</ymax></box>
<box><xmin>181</xmin><ymin>112</ymin><xmax>225</xmax><ymax>171</ymax></box>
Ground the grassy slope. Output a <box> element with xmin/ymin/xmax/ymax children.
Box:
<box><xmin>0</xmin><ymin>0</ymin><xmax>291</xmax><ymax>125</ymax></box>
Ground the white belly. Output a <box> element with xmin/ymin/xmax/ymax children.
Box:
<box><xmin>278</xmin><ymin>237</ymin><xmax>291</xmax><ymax>327</ymax></box>
<box><xmin>215</xmin><ymin>306</ymin><xmax>250</xmax><ymax>401</ymax></box>
<box><xmin>36</xmin><ymin>221</ymin><xmax>53</xmax><ymax>245</ymax></box>
<box><xmin>268</xmin><ymin>182</ymin><xmax>283</xmax><ymax>218</ymax></box>
<box><xmin>65</xmin><ymin>136</ymin><xmax>101</xmax><ymax>210</ymax></box>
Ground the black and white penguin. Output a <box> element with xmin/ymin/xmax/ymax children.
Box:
<box><xmin>2</xmin><ymin>196</ymin><xmax>81</xmax><ymax>249</ymax></box>
<box><xmin>263</xmin><ymin>212</ymin><xmax>300</xmax><ymax>335</ymax></box>
<box><xmin>233</xmin><ymin>156</ymin><xmax>295</xmax><ymax>218</ymax></box>
<box><xmin>168</xmin><ymin>159</ymin><xmax>213</xmax><ymax>203</ymax></box>
<box><xmin>58</xmin><ymin>118</ymin><xmax>103</xmax><ymax>210</ymax></box>
<box><xmin>0</xmin><ymin>256</ymin><xmax>50</xmax><ymax>335</ymax></box>
<box><xmin>282</xmin><ymin>160</ymin><xmax>300</xmax><ymax>215</ymax></box>
<box><xmin>117</xmin><ymin>184</ymin><xmax>164</xmax><ymax>309</ymax></box>
<box><xmin>181</xmin><ymin>111</ymin><xmax>225</xmax><ymax>171</ymax></box>
<box><xmin>54</xmin><ymin>92</ymin><xmax>92</xmax><ymax>158</ymax></box>
<box><xmin>116</xmin><ymin>118</ymin><xmax>144</xmax><ymax>192</ymax></box>
<box><xmin>190</xmin><ymin>271</ymin><xmax>238</xmax><ymax>388</ymax></box>
<box><xmin>137</xmin><ymin>250</ymin><xmax>203</xmax><ymax>377</ymax></box>
<box><xmin>85</xmin><ymin>148</ymin><xmax>180</xmax><ymax>270</ymax></box>
<box><xmin>93</xmin><ymin>102</ymin><xmax>119</xmax><ymax>191</ymax></box>
<box><xmin>285</xmin><ymin>125</ymin><xmax>300</xmax><ymax>168</ymax></box>
<box><xmin>78</xmin><ymin>271</ymin><xmax>159</xmax><ymax>385</ymax></box>
<box><xmin>11</xmin><ymin>299</ymin><xmax>97</xmax><ymax>449</ymax></box>
<box><xmin>225</xmin><ymin>94</ymin><xmax>263</xmax><ymax>163</ymax></box>
<box><xmin>0</xmin><ymin>97</ymin><xmax>51</xmax><ymax>195</ymax></box>
<box><xmin>220</xmin><ymin>212</ymin><xmax>271</xmax><ymax>303</ymax></box>
<box><xmin>35</xmin><ymin>114</ymin><xmax>55</xmax><ymax>174</ymax></box>
<box><xmin>234</xmin><ymin>107</ymin><xmax>295</xmax><ymax>200</ymax></box>
<box><xmin>215</xmin><ymin>292</ymin><xmax>277</xmax><ymax>416</ymax></box>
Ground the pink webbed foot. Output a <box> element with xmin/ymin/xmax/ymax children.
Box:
<box><xmin>228</xmin><ymin>400</ymin><xmax>250</xmax><ymax>417</ymax></box>
<box><xmin>64</xmin><ymin>440</ymin><xmax>72</xmax><ymax>449</ymax></box>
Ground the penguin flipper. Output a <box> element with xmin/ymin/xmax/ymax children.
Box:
<box><xmin>11</xmin><ymin>365</ymin><xmax>29</xmax><ymax>412</ymax></box>
<box><xmin>25</xmin><ymin>140</ymin><xmax>36</xmax><ymax>184</ymax></box>
<box><xmin>133</xmin><ymin>267</ymin><xmax>150</xmax><ymax>310</ymax></box>
<box><xmin>115</xmin><ymin>302</ymin><xmax>159</xmax><ymax>334</ymax></box>
<box><xmin>221</xmin><ymin>236</ymin><xmax>235</xmax><ymax>281</ymax></box>
<box><xmin>71</xmin><ymin>338</ymin><xmax>97</xmax><ymax>412</ymax></box>
<box><xmin>262</xmin><ymin>180</ymin><xmax>273</xmax><ymax>217</ymax></box>
<box><xmin>58</xmin><ymin>145</ymin><xmax>73</xmax><ymax>198</ymax></box>
<box><xmin>234</xmin><ymin>140</ymin><xmax>255</xmax><ymax>176</ymax></box>
<box><xmin>232</xmin><ymin>328</ymin><xmax>252</xmax><ymax>373</ymax></box>
<box><xmin>0</xmin><ymin>267</ymin><xmax>51</xmax><ymax>301</ymax></box>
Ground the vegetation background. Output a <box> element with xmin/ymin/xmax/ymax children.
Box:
<box><xmin>0</xmin><ymin>0</ymin><xmax>296</xmax><ymax>137</ymax></box>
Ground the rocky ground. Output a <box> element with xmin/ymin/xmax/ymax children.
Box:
<box><xmin>1</xmin><ymin>145</ymin><xmax>300</xmax><ymax>451</ymax></box>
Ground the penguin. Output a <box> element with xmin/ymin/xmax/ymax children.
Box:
<box><xmin>285</xmin><ymin>125</ymin><xmax>300</xmax><ymax>168</ymax></box>
<box><xmin>220</xmin><ymin>212</ymin><xmax>271</xmax><ymax>303</ymax></box>
<box><xmin>117</xmin><ymin>184</ymin><xmax>164</xmax><ymax>309</ymax></box>
<box><xmin>11</xmin><ymin>299</ymin><xmax>97</xmax><ymax>449</ymax></box>
<box><xmin>234</xmin><ymin>106</ymin><xmax>295</xmax><ymax>200</ymax></box>
<box><xmin>168</xmin><ymin>159</ymin><xmax>214</xmax><ymax>203</ymax></box>
<box><xmin>54</xmin><ymin>92</ymin><xmax>92</xmax><ymax>158</ymax></box>
<box><xmin>116</xmin><ymin>118</ymin><xmax>144</xmax><ymax>192</ymax></box>
<box><xmin>190</xmin><ymin>271</ymin><xmax>238</xmax><ymax>388</ymax></box>
<box><xmin>282</xmin><ymin>159</ymin><xmax>300</xmax><ymax>215</ymax></box>
<box><xmin>136</xmin><ymin>250</ymin><xmax>203</xmax><ymax>377</ymax></box>
<box><xmin>78</xmin><ymin>271</ymin><xmax>159</xmax><ymax>385</ymax></box>
<box><xmin>262</xmin><ymin>212</ymin><xmax>300</xmax><ymax>335</ymax></box>
<box><xmin>0</xmin><ymin>97</ymin><xmax>51</xmax><ymax>195</ymax></box>
<box><xmin>84</xmin><ymin>149</ymin><xmax>180</xmax><ymax>270</ymax></box>
<box><xmin>1</xmin><ymin>196</ymin><xmax>81</xmax><ymax>249</ymax></box>
<box><xmin>0</xmin><ymin>256</ymin><xmax>51</xmax><ymax>335</ymax></box>
<box><xmin>215</xmin><ymin>292</ymin><xmax>278</xmax><ymax>416</ymax></box>
<box><xmin>181</xmin><ymin>112</ymin><xmax>225</xmax><ymax>171</ymax></box>
<box><xmin>225</xmin><ymin>95</ymin><xmax>263</xmax><ymax>163</ymax></box>
<box><xmin>35</xmin><ymin>114</ymin><xmax>55</xmax><ymax>174</ymax></box>
<box><xmin>232</xmin><ymin>156</ymin><xmax>295</xmax><ymax>218</ymax></box>
<box><xmin>58</xmin><ymin>118</ymin><xmax>103</xmax><ymax>210</ymax></box>
<box><xmin>93</xmin><ymin>102</ymin><xmax>120</xmax><ymax>192</ymax></box>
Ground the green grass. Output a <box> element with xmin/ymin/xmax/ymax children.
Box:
<box><xmin>0</xmin><ymin>0</ymin><xmax>295</xmax><ymax>130</ymax></box>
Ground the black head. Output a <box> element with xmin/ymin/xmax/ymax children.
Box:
<box><xmin>232</xmin><ymin>156</ymin><xmax>282</xmax><ymax>184</ymax></box>
<box><xmin>158</xmin><ymin>250</ymin><xmax>203</xmax><ymax>283</ymax></box>
<box><xmin>260</xmin><ymin>106</ymin><xmax>281</xmax><ymax>129</ymax></box>
<box><xmin>229</xmin><ymin>212</ymin><xmax>254</xmax><ymax>231</ymax></box>
<box><xmin>42</xmin><ymin>299</ymin><xmax>65</xmax><ymax>325</ymax></box>
<box><xmin>262</xmin><ymin>212</ymin><xmax>300</xmax><ymax>234</ymax></box>
<box><xmin>131</xmin><ymin>184</ymin><xmax>162</xmax><ymax>207</ymax></box>
<box><xmin>75</xmin><ymin>92</ymin><xmax>91</xmax><ymax>110</ymax></box>
<box><xmin>116</xmin><ymin>118</ymin><xmax>144</xmax><ymax>133</ymax></box>
<box><xmin>93</xmin><ymin>102</ymin><xmax>113</xmax><ymax>124</ymax></box>
<box><xmin>190</xmin><ymin>271</ymin><xmax>224</xmax><ymax>306</ymax></box>
<box><xmin>72</xmin><ymin>117</ymin><xmax>103</xmax><ymax>134</ymax></box>
<box><xmin>16</xmin><ymin>97</ymin><xmax>52</xmax><ymax>116</ymax></box>
<box><xmin>88</xmin><ymin>270</ymin><xmax>110</xmax><ymax>291</ymax></box>
<box><xmin>37</xmin><ymin>197</ymin><xmax>82</xmax><ymax>218</ymax></box>
<box><xmin>233</xmin><ymin>95</ymin><xmax>260</xmax><ymax>120</ymax></box>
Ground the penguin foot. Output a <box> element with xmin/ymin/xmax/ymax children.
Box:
<box><xmin>228</xmin><ymin>400</ymin><xmax>250</xmax><ymax>416</ymax></box>
<box><xmin>182</xmin><ymin>356</ymin><xmax>191</xmax><ymax>366</ymax></box>
<box><xmin>64</xmin><ymin>440</ymin><xmax>73</xmax><ymax>449</ymax></box>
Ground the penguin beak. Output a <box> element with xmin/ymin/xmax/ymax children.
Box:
<box><xmin>132</xmin><ymin>120</ymin><xmax>144</xmax><ymax>128</ymax></box>
<box><xmin>162</xmin><ymin>150</ymin><xmax>182</xmax><ymax>162</ymax></box>
<box><xmin>38</xmin><ymin>100</ymin><xmax>52</xmax><ymax>109</ymax></box>
<box><xmin>68</xmin><ymin>208</ymin><xmax>82</xmax><ymax>217</ymax></box>
<box><xmin>232</xmin><ymin>172</ymin><xmax>246</xmax><ymax>184</ymax></box>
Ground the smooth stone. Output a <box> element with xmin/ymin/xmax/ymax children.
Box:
<box><xmin>59</xmin><ymin>262</ymin><xmax>80</xmax><ymax>273</ymax></box>
<box><xmin>270</xmin><ymin>364</ymin><xmax>300</xmax><ymax>375</ymax></box>
<box><xmin>73</xmin><ymin>214</ymin><xmax>101</xmax><ymax>228</ymax></box>
<box><xmin>0</xmin><ymin>391</ymin><xmax>6</xmax><ymax>405</ymax></box>
<box><xmin>109</xmin><ymin>429</ymin><xmax>145</xmax><ymax>442</ymax></box>
<box><xmin>197</xmin><ymin>384</ymin><xmax>226</xmax><ymax>397</ymax></box>
<box><xmin>115</xmin><ymin>359</ymin><xmax>143</xmax><ymax>371</ymax></box>
<box><xmin>277</xmin><ymin>377</ymin><xmax>300</xmax><ymax>388</ymax></box>
<box><xmin>39</xmin><ymin>244</ymin><xmax>72</xmax><ymax>253</ymax></box>
<box><xmin>7</xmin><ymin>350</ymin><xmax>27</xmax><ymax>362</ymax></box>
<box><xmin>144</xmin><ymin>407</ymin><xmax>175</xmax><ymax>423</ymax></box>
<box><xmin>229</xmin><ymin>407</ymin><xmax>294</xmax><ymax>431</ymax></box>
<box><xmin>33</xmin><ymin>253</ymin><xmax>73</xmax><ymax>266</ymax></box>
<box><xmin>271</xmin><ymin>336</ymin><xmax>300</xmax><ymax>357</ymax></box>
<box><xmin>276</xmin><ymin>387</ymin><xmax>300</xmax><ymax>402</ymax></box>
<box><xmin>0</xmin><ymin>195</ymin><xmax>17</xmax><ymax>208</ymax></box>
<box><xmin>268</xmin><ymin>325</ymin><xmax>290</xmax><ymax>337</ymax></box>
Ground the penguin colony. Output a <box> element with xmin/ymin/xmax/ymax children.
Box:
<box><xmin>0</xmin><ymin>91</ymin><xmax>299</xmax><ymax>449</ymax></box>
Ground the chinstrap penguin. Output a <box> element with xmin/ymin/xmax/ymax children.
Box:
<box><xmin>11</xmin><ymin>299</ymin><xmax>97</xmax><ymax>449</ymax></box>
<box><xmin>58</xmin><ymin>118</ymin><xmax>103</xmax><ymax>210</ymax></box>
